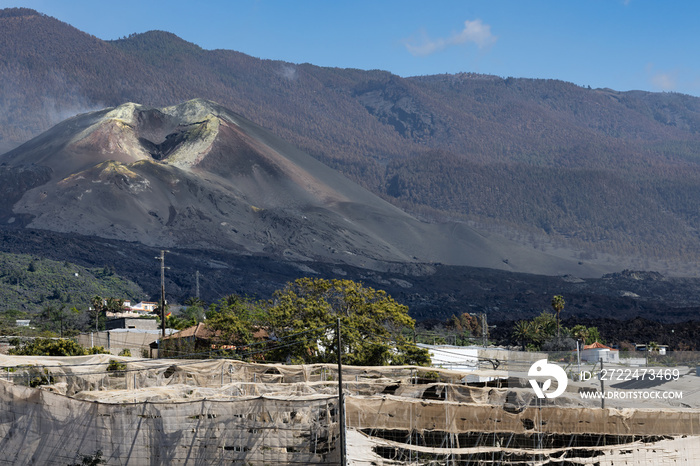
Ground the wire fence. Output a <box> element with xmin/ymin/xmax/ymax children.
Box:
<box><xmin>2</xmin><ymin>326</ymin><xmax>700</xmax><ymax>464</ymax></box>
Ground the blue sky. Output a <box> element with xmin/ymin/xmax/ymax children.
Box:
<box><xmin>5</xmin><ymin>0</ymin><xmax>700</xmax><ymax>96</ymax></box>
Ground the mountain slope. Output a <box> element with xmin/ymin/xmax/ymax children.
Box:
<box><xmin>4</xmin><ymin>9</ymin><xmax>700</xmax><ymax>273</ymax></box>
<box><xmin>1</xmin><ymin>99</ymin><xmax>604</xmax><ymax>276</ymax></box>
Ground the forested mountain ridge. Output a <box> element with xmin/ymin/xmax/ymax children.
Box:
<box><xmin>4</xmin><ymin>8</ymin><xmax>700</xmax><ymax>273</ymax></box>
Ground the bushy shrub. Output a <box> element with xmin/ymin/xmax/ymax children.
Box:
<box><xmin>106</xmin><ymin>359</ymin><xmax>126</xmax><ymax>372</ymax></box>
<box><xmin>70</xmin><ymin>449</ymin><xmax>106</xmax><ymax>466</ymax></box>
<box><xmin>9</xmin><ymin>338</ymin><xmax>110</xmax><ymax>356</ymax></box>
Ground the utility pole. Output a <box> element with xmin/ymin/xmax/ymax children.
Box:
<box><xmin>599</xmin><ymin>357</ymin><xmax>605</xmax><ymax>409</ymax></box>
<box><xmin>156</xmin><ymin>250</ymin><xmax>169</xmax><ymax>338</ymax></box>
<box><xmin>576</xmin><ymin>340</ymin><xmax>581</xmax><ymax>375</ymax></box>
<box><xmin>337</xmin><ymin>317</ymin><xmax>347</xmax><ymax>466</ymax></box>
<box><xmin>481</xmin><ymin>313</ymin><xmax>488</xmax><ymax>347</ymax></box>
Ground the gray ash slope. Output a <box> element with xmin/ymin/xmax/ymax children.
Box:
<box><xmin>0</xmin><ymin>99</ymin><xmax>606</xmax><ymax>277</ymax></box>
<box><xmin>2</xmin><ymin>228</ymin><xmax>700</xmax><ymax>337</ymax></box>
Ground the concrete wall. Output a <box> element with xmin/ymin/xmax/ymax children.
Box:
<box><xmin>76</xmin><ymin>330</ymin><xmax>165</xmax><ymax>356</ymax></box>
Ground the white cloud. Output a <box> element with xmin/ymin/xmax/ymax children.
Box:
<box><xmin>405</xmin><ymin>19</ymin><xmax>497</xmax><ymax>57</ymax></box>
<box><xmin>644</xmin><ymin>64</ymin><xmax>700</xmax><ymax>96</ymax></box>
<box><xmin>651</xmin><ymin>72</ymin><xmax>677</xmax><ymax>91</ymax></box>
<box><xmin>646</xmin><ymin>64</ymin><xmax>678</xmax><ymax>92</ymax></box>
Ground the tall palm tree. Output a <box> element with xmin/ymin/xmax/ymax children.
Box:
<box><xmin>551</xmin><ymin>295</ymin><xmax>565</xmax><ymax>339</ymax></box>
<box><xmin>89</xmin><ymin>295</ymin><xmax>105</xmax><ymax>332</ymax></box>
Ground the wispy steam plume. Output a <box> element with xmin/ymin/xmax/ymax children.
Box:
<box><xmin>405</xmin><ymin>19</ymin><xmax>497</xmax><ymax>57</ymax></box>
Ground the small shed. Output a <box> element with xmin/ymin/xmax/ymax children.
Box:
<box><xmin>157</xmin><ymin>322</ymin><xmax>215</xmax><ymax>358</ymax></box>
<box><xmin>580</xmin><ymin>341</ymin><xmax>619</xmax><ymax>363</ymax></box>
<box><xmin>156</xmin><ymin>323</ymin><xmax>269</xmax><ymax>358</ymax></box>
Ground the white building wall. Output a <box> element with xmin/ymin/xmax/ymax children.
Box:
<box><xmin>581</xmin><ymin>348</ymin><xmax>619</xmax><ymax>363</ymax></box>
<box><xmin>418</xmin><ymin>344</ymin><xmax>479</xmax><ymax>371</ymax></box>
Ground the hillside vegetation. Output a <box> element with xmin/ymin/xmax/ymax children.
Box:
<box><xmin>0</xmin><ymin>251</ymin><xmax>145</xmax><ymax>313</ymax></box>
<box><xmin>5</xmin><ymin>9</ymin><xmax>700</xmax><ymax>272</ymax></box>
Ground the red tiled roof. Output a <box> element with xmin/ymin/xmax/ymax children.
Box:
<box><xmin>163</xmin><ymin>323</ymin><xmax>268</xmax><ymax>341</ymax></box>
<box><xmin>583</xmin><ymin>341</ymin><xmax>617</xmax><ymax>350</ymax></box>
<box><xmin>163</xmin><ymin>322</ymin><xmax>217</xmax><ymax>340</ymax></box>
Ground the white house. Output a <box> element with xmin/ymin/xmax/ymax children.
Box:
<box><xmin>580</xmin><ymin>341</ymin><xmax>619</xmax><ymax>363</ymax></box>
<box><xmin>125</xmin><ymin>301</ymin><xmax>159</xmax><ymax>314</ymax></box>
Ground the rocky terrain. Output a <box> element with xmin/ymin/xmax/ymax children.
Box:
<box><xmin>1</xmin><ymin>9</ymin><xmax>700</xmax><ymax>346</ymax></box>
<box><xmin>4</xmin><ymin>8</ymin><xmax>700</xmax><ymax>274</ymax></box>
<box><xmin>0</xmin><ymin>99</ymin><xmax>604</xmax><ymax>277</ymax></box>
<box><xmin>0</xmin><ymin>98</ymin><xmax>699</xmax><ymax>342</ymax></box>
<box><xmin>2</xmin><ymin>227</ymin><xmax>700</xmax><ymax>324</ymax></box>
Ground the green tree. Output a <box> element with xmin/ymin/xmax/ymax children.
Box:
<box><xmin>105</xmin><ymin>297</ymin><xmax>124</xmax><ymax>314</ymax></box>
<box><xmin>9</xmin><ymin>338</ymin><xmax>109</xmax><ymax>356</ymax></box>
<box><xmin>206</xmin><ymin>294</ymin><xmax>258</xmax><ymax>344</ymax></box>
<box><xmin>512</xmin><ymin>320</ymin><xmax>534</xmax><ymax>350</ymax></box>
<box><xmin>551</xmin><ymin>295</ymin><xmax>565</xmax><ymax>338</ymax></box>
<box><xmin>511</xmin><ymin>312</ymin><xmax>558</xmax><ymax>351</ymax></box>
<box><xmin>570</xmin><ymin>324</ymin><xmax>602</xmax><ymax>345</ymax></box>
<box><xmin>587</xmin><ymin>327</ymin><xmax>602</xmax><ymax>344</ymax></box>
<box><xmin>88</xmin><ymin>296</ymin><xmax>105</xmax><ymax>331</ymax></box>
<box><xmin>264</xmin><ymin>278</ymin><xmax>429</xmax><ymax>366</ymax></box>
<box><xmin>86</xmin><ymin>297</ymin><xmax>124</xmax><ymax>332</ymax></box>
<box><xmin>570</xmin><ymin>324</ymin><xmax>590</xmax><ymax>344</ymax></box>
<box><xmin>184</xmin><ymin>296</ymin><xmax>206</xmax><ymax>307</ymax></box>
<box><xmin>181</xmin><ymin>296</ymin><xmax>208</xmax><ymax>327</ymax></box>
<box><xmin>189</xmin><ymin>294</ymin><xmax>264</xmax><ymax>359</ymax></box>
<box><xmin>163</xmin><ymin>313</ymin><xmax>190</xmax><ymax>331</ymax></box>
<box><xmin>40</xmin><ymin>304</ymin><xmax>80</xmax><ymax>337</ymax></box>
<box><xmin>532</xmin><ymin>311</ymin><xmax>557</xmax><ymax>340</ymax></box>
